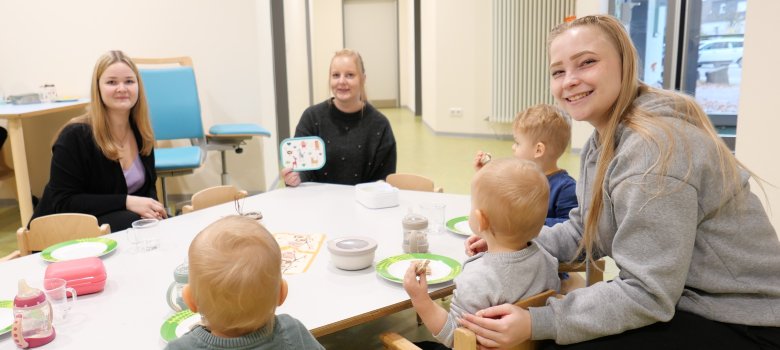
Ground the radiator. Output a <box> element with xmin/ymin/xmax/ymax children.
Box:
<box><xmin>491</xmin><ymin>0</ymin><xmax>576</xmax><ymax>123</ymax></box>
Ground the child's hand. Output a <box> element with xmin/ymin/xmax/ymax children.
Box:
<box><xmin>281</xmin><ymin>167</ymin><xmax>301</xmax><ymax>187</ymax></box>
<box><xmin>473</xmin><ymin>151</ymin><xmax>486</xmax><ymax>171</ymax></box>
<box><xmin>465</xmin><ymin>234</ymin><xmax>487</xmax><ymax>257</ymax></box>
<box><xmin>403</xmin><ymin>261</ymin><xmax>429</xmax><ymax>300</ymax></box>
<box><xmin>473</xmin><ymin>151</ymin><xmax>492</xmax><ymax>171</ymax></box>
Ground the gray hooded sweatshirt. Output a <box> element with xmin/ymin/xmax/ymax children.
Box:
<box><xmin>530</xmin><ymin>90</ymin><xmax>780</xmax><ymax>344</ymax></box>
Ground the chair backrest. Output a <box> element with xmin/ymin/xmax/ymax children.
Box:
<box><xmin>181</xmin><ymin>185</ymin><xmax>248</xmax><ymax>214</ymax></box>
<box><xmin>17</xmin><ymin>213</ymin><xmax>111</xmax><ymax>256</ymax></box>
<box><xmin>453</xmin><ymin>289</ymin><xmax>557</xmax><ymax>350</ymax></box>
<box><xmin>386</xmin><ymin>173</ymin><xmax>442</xmax><ymax>193</ymax></box>
<box><xmin>134</xmin><ymin>57</ymin><xmax>204</xmax><ymax>142</ymax></box>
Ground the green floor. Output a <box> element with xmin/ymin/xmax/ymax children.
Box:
<box><xmin>0</xmin><ymin>108</ymin><xmax>583</xmax><ymax>349</ymax></box>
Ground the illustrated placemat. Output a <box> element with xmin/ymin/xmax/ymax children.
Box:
<box><xmin>279</xmin><ymin>136</ymin><xmax>326</xmax><ymax>171</ymax></box>
<box><xmin>273</xmin><ymin>233</ymin><xmax>325</xmax><ymax>274</ymax></box>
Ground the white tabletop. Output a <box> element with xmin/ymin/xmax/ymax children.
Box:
<box><xmin>0</xmin><ymin>183</ymin><xmax>471</xmax><ymax>349</ymax></box>
<box><xmin>0</xmin><ymin>99</ymin><xmax>89</xmax><ymax>119</ymax></box>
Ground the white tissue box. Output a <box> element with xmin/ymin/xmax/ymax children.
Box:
<box><xmin>355</xmin><ymin>181</ymin><xmax>399</xmax><ymax>209</ymax></box>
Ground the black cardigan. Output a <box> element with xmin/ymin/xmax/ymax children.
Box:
<box><xmin>294</xmin><ymin>100</ymin><xmax>397</xmax><ymax>185</ymax></box>
<box><xmin>30</xmin><ymin>123</ymin><xmax>158</xmax><ymax>225</ymax></box>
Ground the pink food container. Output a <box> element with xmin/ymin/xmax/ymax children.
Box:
<box><xmin>44</xmin><ymin>257</ymin><xmax>107</xmax><ymax>296</ymax></box>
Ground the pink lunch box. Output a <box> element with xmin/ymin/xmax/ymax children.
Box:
<box><xmin>44</xmin><ymin>257</ymin><xmax>107</xmax><ymax>296</ymax></box>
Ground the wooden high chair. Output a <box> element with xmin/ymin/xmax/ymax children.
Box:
<box><xmin>560</xmin><ymin>258</ymin><xmax>606</xmax><ymax>288</ymax></box>
<box><xmin>380</xmin><ymin>290</ymin><xmax>557</xmax><ymax>350</ymax></box>
<box><xmin>17</xmin><ymin>213</ymin><xmax>110</xmax><ymax>256</ymax></box>
<box><xmin>386</xmin><ymin>173</ymin><xmax>443</xmax><ymax>193</ymax></box>
<box><xmin>181</xmin><ymin>185</ymin><xmax>248</xmax><ymax>214</ymax></box>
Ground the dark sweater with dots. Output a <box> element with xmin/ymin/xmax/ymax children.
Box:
<box><xmin>294</xmin><ymin>99</ymin><xmax>397</xmax><ymax>185</ymax></box>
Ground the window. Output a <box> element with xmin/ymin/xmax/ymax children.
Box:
<box><xmin>612</xmin><ymin>0</ymin><xmax>747</xmax><ymax>150</ymax></box>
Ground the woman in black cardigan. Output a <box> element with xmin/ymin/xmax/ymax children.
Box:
<box><xmin>31</xmin><ymin>50</ymin><xmax>167</xmax><ymax>231</ymax></box>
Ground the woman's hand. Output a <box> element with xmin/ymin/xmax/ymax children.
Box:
<box><xmin>281</xmin><ymin>167</ymin><xmax>301</xmax><ymax>187</ymax></box>
<box><xmin>459</xmin><ymin>304</ymin><xmax>532</xmax><ymax>349</ymax></box>
<box><xmin>403</xmin><ymin>261</ymin><xmax>429</xmax><ymax>301</ymax></box>
<box><xmin>126</xmin><ymin>195</ymin><xmax>167</xmax><ymax>219</ymax></box>
<box><xmin>465</xmin><ymin>234</ymin><xmax>488</xmax><ymax>256</ymax></box>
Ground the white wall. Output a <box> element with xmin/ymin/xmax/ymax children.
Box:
<box><xmin>737</xmin><ymin>1</ymin><xmax>780</xmax><ymax>238</ymax></box>
<box><xmin>344</xmin><ymin>0</ymin><xmax>399</xmax><ymax>105</ymax></box>
<box><xmin>421</xmin><ymin>0</ymin><xmax>504</xmax><ymax>136</ymax></box>
<box><xmin>398</xmin><ymin>0</ymin><xmax>415</xmax><ymax>113</ymax></box>
<box><xmin>285</xmin><ymin>0</ymin><xmax>313</xmax><ymax>135</ymax></box>
<box><xmin>0</xmin><ymin>0</ymin><xmax>278</xmax><ymax>199</ymax></box>
<box><xmin>309</xmin><ymin>0</ymin><xmax>344</xmax><ymax>105</ymax></box>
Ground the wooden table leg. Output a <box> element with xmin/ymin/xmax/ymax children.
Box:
<box><xmin>8</xmin><ymin>118</ymin><xmax>33</xmax><ymax>225</ymax></box>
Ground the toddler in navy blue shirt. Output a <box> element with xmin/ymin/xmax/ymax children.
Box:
<box><xmin>475</xmin><ymin>104</ymin><xmax>577</xmax><ymax>226</ymax></box>
<box><xmin>475</xmin><ymin>104</ymin><xmax>581</xmax><ymax>292</ymax></box>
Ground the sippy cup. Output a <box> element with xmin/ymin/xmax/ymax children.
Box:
<box><xmin>166</xmin><ymin>262</ymin><xmax>189</xmax><ymax>312</ymax></box>
<box><xmin>12</xmin><ymin>279</ymin><xmax>56</xmax><ymax>349</ymax></box>
<box><xmin>402</xmin><ymin>210</ymin><xmax>429</xmax><ymax>253</ymax></box>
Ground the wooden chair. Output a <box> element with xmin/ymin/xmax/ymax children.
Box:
<box><xmin>1</xmin><ymin>250</ymin><xmax>21</xmax><ymax>262</ymax></box>
<box><xmin>16</xmin><ymin>213</ymin><xmax>110</xmax><ymax>256</ymax></box>
<box><xmin>386</xmin><ymin>173</ymin><xmax>443</xmax><ymax>193</ymax></box>
<box><xmin>380</xmin><ymin>290</ymin><xmax>557</xmax><ymax>350</ymax></box>
<box><xmin>181</xmin><ymin>185</ymin><xmax>248</xmax><ymax>214</ymax></box>
<box><xmin>559</xmin><ymin>258</ymin><xmax>606</xmax><ymax>287</ymax></box>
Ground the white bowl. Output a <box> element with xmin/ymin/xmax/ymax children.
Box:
<box><xmin>327</xmin><ymin>236</ymin><xmax>378</xmax><ymax>270</ymax></box>
<box><xmin>355</xmin><ymin>182</ymin><xmax>399</xmax><ymax>209</ymax></box>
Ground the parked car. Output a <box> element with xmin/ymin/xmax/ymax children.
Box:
<box><xmin>698</xmin><ymin>37</ymin><xmax>743</xmax><ymax>67</ymax></box>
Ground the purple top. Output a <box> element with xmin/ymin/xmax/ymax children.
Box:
<box><xmin>124</xmin><ymin>155</ymin><xmax>145</xmax><ymax>194</ymax></box>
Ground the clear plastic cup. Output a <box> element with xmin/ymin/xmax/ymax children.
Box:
<box><xmin>128</xmin><ymin>218</ymin><xmax>160</xmax><ymax>252</ymax></box>
<box><xmin>42</xmin><ymin>278</ymin><xmax>77</xmax><ymax>325</ymax></box>
<box><xmin>420</xmin><ymin>203</ymin><xmax>446</xmax><ymax>234</ymax></box>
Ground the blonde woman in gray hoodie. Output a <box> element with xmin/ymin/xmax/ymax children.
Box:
<box><xmin>461</xmin><ymin>15</ymin><xmax>780</xmax><ymax>350</ymax></box>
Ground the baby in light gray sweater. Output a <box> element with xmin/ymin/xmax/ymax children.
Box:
<box><xmin>403</xmin><ymin>158</ymin><xmax>560</xmax><ymax>348</ymax></box>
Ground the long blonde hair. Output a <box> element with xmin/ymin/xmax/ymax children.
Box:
<box><xmin>73</xmin><ymin>50</ymin><xmax>155</xmax><ymax>160</ymax></box>
<box><xmin>549</xmin><ymin>15</ymin><xmax>744</xmax><ymax>264</ymax></box>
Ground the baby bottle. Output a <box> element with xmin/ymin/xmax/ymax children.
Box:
<box><xmin>402</xmin><ymin>210</ymin><xmax>429</xmax><ymax>253</ymax></box>
<box><xmin>166</xmin><ymin>262</ymin><xmax>189</xmax><ymax>312</ymax></box>
<box><xmin>12</xmin><ymin>279</ymin><xmax>55</xmax><ymax>349</ymax></box>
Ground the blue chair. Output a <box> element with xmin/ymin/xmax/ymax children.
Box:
<box><xmin>207</xmin><ymin>123</ymin><xmax>270</xmax><ymax>185</ymax></box>
<box><xmin>134</xmin><ymin>57</ymin><xmax>270</xmax><ymax>213</ymax></box>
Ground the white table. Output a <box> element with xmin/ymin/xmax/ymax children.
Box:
<box><xmin>0</xmin><ymin>99</ymin><xmax>89</xmax><ymax>226</ymax></box>
<box><xmin>0</xmin><ymin>183</ymin><xmax>471</xmax><ymax>349</ymax></box>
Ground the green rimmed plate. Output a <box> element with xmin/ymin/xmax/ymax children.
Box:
<box><xmin>160</xmin><ymin>309</ymin><xmax>201</xmax><ymax>343</ymax></box>
<box><xmin>40</xmin><ymin>237</ymin><xmax>118</xmax><ymax>262</ymax></box>
<box><xmin>376</xmin><ymin>253</ymin><xmax>462</xmax><ymax>284</ymax></box>
<box><xmin>0</xmin><ymin>300</ymin><xmax>12</xmax><ymax>336</ymax></box>
<box><xmin>446</xmin><ymin>216</ymin><xmax>473</xmax><ymax>236</ymax></box>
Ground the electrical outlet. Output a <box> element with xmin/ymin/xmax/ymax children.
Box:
<box><xmin>449</xmin><ymin>107</ymin><xmax>463</xmax><ymax>118</ymax></box>
<box><xmin>483</xmin><ymin>116</ymin><xmax>490</xmax><ymax>122</ymax></box>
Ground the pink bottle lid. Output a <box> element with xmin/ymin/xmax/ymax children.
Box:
<box><xmin>13</xmin><ymin>279</ymin><xmax>46</xmax><ymax>308</ymax></box>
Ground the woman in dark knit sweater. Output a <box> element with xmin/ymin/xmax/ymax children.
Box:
<box><xmin>31</xmin><ymin>51</ymin><xmax>167</xmax><ymax>231</ymax></box>
<box><xmin>282</xmin><ymin>49</ymin><xmax>396</xmax><ymax>187</ymax></box>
